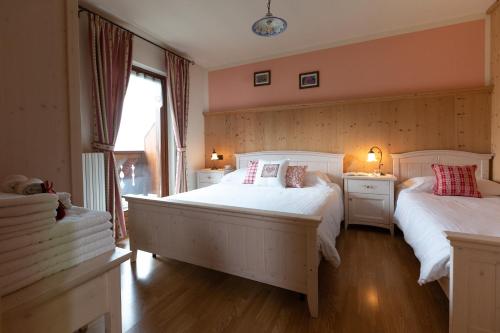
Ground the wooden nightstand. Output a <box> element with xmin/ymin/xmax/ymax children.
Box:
<box><xmin>196</xmin><ymin>169</ymin><xmax>225</xmax><ymax>188</ymax></box>
<box><xmin>343</xmin><ymin>174</ymin><xmax>397</xmax><ymax>235</ymax></box>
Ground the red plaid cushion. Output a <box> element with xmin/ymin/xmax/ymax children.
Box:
<box><xmin>243</xmin><ymin>160</ymin><xmax>259</xmax><ymax>184</ymax></box>
<box><xmin>431</xmin><ymin>164</ymin><xmax>481</xmax><ymax>198</ymax></box>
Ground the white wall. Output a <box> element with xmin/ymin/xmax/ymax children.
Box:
<box><xmin>186</xmin><ymin>65</ymin><xmax>208</xmax><ymax>190</ymax></box>
<box><xmin>79</xmin><ymin>13</ymin><xmax>208</xmax><ymax>193</ymax></box>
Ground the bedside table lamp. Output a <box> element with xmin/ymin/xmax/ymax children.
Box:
<box><xmin>367</xmin><ymin>146</ymin><xmax>385</xmax><ymax>176</ymax></box>
<box><xmin>210</xmin><ymin>148</ymin><xmax>223</xmax><ymax>170</ymax></box>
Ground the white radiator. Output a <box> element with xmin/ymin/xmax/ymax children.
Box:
<box><xmin>82</xmin><ymin>153</ymin><xmax>106</xmax><ymax>211</ymax></box>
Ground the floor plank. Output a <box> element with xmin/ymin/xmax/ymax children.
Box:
<box><xmin>89</xmin><ymin>226</ymin><xmax>448</xmax><ymax>333</ymax></box>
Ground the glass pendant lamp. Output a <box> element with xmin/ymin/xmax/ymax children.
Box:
<box><xmin>252</xmin><ymin>0</ymin><xmax>287</xmax><ymax>37</ymax></box>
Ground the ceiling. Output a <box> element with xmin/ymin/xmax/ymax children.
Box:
<box><xmin>81</xmin><ymin>0</ymin><xmax>494</xmax><ymax>70</ymax></box>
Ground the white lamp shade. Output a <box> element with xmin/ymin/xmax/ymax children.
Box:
<box><xmin>211</xmin><ymin>152</ymin><xmax>219</xmax><ymax>161</ymax></box>
<box><xmin>367</xmin><ymin>152</ymin><xmax>377</xmax><ymax>162</ymax></box>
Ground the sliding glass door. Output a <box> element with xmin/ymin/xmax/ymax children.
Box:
<box><xmin>114</xmin><ymin>67</ymin><xmax>169</xmax><ymax>208</ymax></box>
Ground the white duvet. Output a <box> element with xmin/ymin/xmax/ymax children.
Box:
<box><xmin>394</xmin><ymin>188</ymin><xmax>500</xmax><ymax>284</ymax></box>
<box><xmin>165</xmin><ymin>179</ymin><xmax>344</xmax><ymax>266</ymax></box>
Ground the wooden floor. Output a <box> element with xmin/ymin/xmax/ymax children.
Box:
<box><xmin>89</xmin><ymin>226</ymin><xmax>448</xmax><ymax>333</ymax></box>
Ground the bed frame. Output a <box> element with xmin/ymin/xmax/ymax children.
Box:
<box><xmin>125</xmin><ymin>151</ymin><xmax>344</xmax><ymax>317</ymax></box>
<box><xmin>392</xmin><ymin>150</ymin><xmax>498</xmax><ymax>333</ymax></box>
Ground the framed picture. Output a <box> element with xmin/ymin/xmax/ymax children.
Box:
<box><xmin>299</xmin><ymin>71</ymin><xmax>320</xmax><ymax>89</ymax></box>
<box><xmin>254</xmin><ymin>70</ymin><xmax>271</xmax><ymax>86</ymax></box>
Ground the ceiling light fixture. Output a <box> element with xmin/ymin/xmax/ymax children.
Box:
<box><xmin>252</xmin><ymin>0</ymin><xmax>287</xmax><ymax>37</ymax></box>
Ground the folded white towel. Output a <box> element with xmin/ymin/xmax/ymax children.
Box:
<box><xmin>0</xmin><ymin>210</ymin><xmax>56</xmax><ymax>227</ymax></box>
<box><xmin>14</xmin><ymin>178</ymin><xmax>43</xmax><ymax>195</ymax></box>
<box><xmin>0</xmin><ymin>218</ymin><xmax>55</xmax><ymax>235</ymax></box>
<box><xmin>0</xmin><ymin>175</ymin><xmax>28</xmax><ymax>193</ymax></box>
<box><xmin>0</xmin><ymin>201</ymin><xmax>59</xmax><ymax>218</ymax></box>
<box><xmin>0</xmin><ymin>236</ymin><xmax>115</xmax><ymax>287</ymax></box>
<box><xmin>0</xmin><ymin>192</ymin><xmax>58</xmax><ymax>208</ymax></box>
<box><xmin>0</xmin><ymin>240</ymin><xmax>115</xmax><ymax>295</ymax></box>
<box><xmin>0</xmin><ymin>229</ymin><xmax>113</xmax><ymax>275</ymax></box>
<box><xmin>0</xmin><ymin>222</ymin><xmax>112</xmax><ymax>263</ymax></box>
<box><xmin>57</xmin><ymin>192</ymin><xmax>72</xmax><ymax>209</ymax></box>
<box><xmin>0</xmin><ymin>207</ymin><xmax>112</xmax><ymax>253</ymax></box>
<box><xmin>0</xmin><ymin>224</ymin><xmax>53</xmax><ymax>241</ymax></box>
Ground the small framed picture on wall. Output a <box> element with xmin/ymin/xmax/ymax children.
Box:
<box><xmin>299</xmin><ymin>71</ymin><xmax>320</xmax><ymax>89</ymax></box>
<box><xmin>254</xmin><ymin>70</ymin><xmax>271</xmax><ymax>86</ymax></box>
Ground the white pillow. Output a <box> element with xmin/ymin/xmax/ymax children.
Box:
<box><xmin>304</xmin><ymin>171</ymin><xmax>332</xmax><ymax>187</ymax></box>
<box><xmin>220</xmin><ymin>168</ymin><xmax>247</xmax><ymax>184</ymax></box>
<box><xmin>254</xmin><ymin>160</ymin><xmax>289</xmax><ymax>187</ymax></box>
<box><xmin>477</xmin><ymin>179</ymin><xmax>500</xmax><ymax>197</ymax></box>
<box><xmin>398</xmin><ymin>176</ymin><xmax>435</xmax><ymax>193</ymax></box>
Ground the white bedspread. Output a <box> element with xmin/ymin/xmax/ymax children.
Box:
<box><xmin>165</xmin><ymin>182</ymin><xmax>344</xmax><ymax>266</ymax></box>
<box><xmin>394</xmin><ymin>190</ymin><xmax>500</xmax><ymax>284</ymax></box>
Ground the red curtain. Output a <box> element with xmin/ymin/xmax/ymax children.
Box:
<box><xmin>89</xmin><ymin>13</ymin><xmax>132</xmax><ymax>240</ymax></box>
<box><xmin>165</xmin><ymin>53</ymin><xmax>190</xmax><ymax>193</ymax></box>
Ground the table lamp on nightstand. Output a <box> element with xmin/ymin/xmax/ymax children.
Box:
<box><xmin>210</xmin><ymin>148</ymin><xmax>223</xmax><ymax>170</ymax></box>
<box><xmin>367</xmin><ymin>146</ymin><xmax>385</xmax><ymax>176</ymax></box>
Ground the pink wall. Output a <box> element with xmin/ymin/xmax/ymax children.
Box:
<box><xmin>209</xmin><ymin>20</ymin><xmax>485</xmax><ymax>112</ymax></box>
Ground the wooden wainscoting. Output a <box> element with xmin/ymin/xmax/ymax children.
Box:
<box><xmin>204</xmin><ymin>87</ymin><xmax>492</xmax><ymax>173</ymax></box>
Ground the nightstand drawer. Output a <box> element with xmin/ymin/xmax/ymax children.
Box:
<box><xmin>198</xmin><ymin>172</ymin><xmax>223</xmax><ymax>183</ymax></box>
<box><xmin>347</xmin><ymin>179</ymin><xmax>390</xmax><ymax>195</ymax></box>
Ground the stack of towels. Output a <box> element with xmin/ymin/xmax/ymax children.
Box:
<box><xmin>0</xmin><ymin>191</ymin><xmax>115</xmax><ymax>295</ymax></box>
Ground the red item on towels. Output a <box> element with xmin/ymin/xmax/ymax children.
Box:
<box><xmin>41</xmin><ymin>181</ymin><xmax>66</xmax><ymax>220</ymax></box>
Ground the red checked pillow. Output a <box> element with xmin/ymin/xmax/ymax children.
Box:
<box><xmin>431</xmin><ymin>164</ymin><xmax>482</xmax><ymax>198</ymax></box>
<box><xmin>243</xmin><ymin>160</ymin><xmax>259</xmax><ymax>184</ymax></box>
<box><xmin>286</xmin><ymin>166</ymin><xmax>307</xmax><ymax>188</ymax></box>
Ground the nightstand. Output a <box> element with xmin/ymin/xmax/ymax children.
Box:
<box><xmin>196</xmin><ymin>169</ymin><xmax>225</xmax><ymax>189</ymax></box>
<box><xmin>343</xmin><ymin>174</ymin><xmax>397</xmax><ymax>235</ymax></box>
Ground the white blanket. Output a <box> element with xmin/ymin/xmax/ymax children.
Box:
<box><xmin>165</xmin><ymin>182</ymin><xmax>344</xmax><ymax>266</ymax></box>
<box><xmin>0</xmin><ymin>192</ymin><xmax>57</xmax><ymax>207</ymax></box>
<box><xmin>0</xmin><ymin>207</ymin><xmax>112</xmax><ymax>253</ymax></box>
<box><xmin>394</xmin><ymin>190</ymin><xmax>500</xmax><ymax>284</ymax></box>
<box><xmin>0</xmin><ymin>240</ymin><xmax>115</xmax><ymax>295</ymax></box>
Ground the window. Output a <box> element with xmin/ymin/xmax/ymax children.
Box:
<box><xmin>115</xmin><ymin>67</ymin><xmax>169</xmax><ymax>208</ymax></box>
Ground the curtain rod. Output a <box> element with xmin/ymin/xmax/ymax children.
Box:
<box><xmin>78</xmin><ymin>6</ymin><xmax>195</xmax><ymax>65</ymax></box>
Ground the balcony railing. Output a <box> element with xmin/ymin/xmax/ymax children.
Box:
<box><xmin>115</xmin><ymin>151</ymin><xmax>160</xmax><ymax>210</ymax></box>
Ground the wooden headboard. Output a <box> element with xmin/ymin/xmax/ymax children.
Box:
<box><xmin>391</xmin><ymin>150</ymin><xmax>494</xmax><ymax>182</ymax></box>
<box><xmin>234</xmin><ymin>151</ymin><xmax>344</xmax><ymax>187</ymax></box>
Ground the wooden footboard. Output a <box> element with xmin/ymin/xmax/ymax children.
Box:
<box><xmin>447</xmin><ymin>232</ymin><xmax>500</xmax><ymax>333</ymax></box>
<box><xmin>125</xmin><ymin>196</ymin><xmax>322</xmax><ymax>317</ymax></box>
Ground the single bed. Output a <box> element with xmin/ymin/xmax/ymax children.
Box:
<box><xmin>125</xmin><ymin>151</ymin><xmax>344</xmax><ymax>317</ymax></box>
<box><xmin>392</xmin><ymin>150</ymin><xmax>495</xmax><ymax>285</ymax></box>
<box><xmin>391</xmin><ymin>150</ymin><xmax>500</xmax><ymax>332</ymax></box>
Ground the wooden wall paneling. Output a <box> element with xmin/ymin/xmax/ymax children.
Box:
<box><xmin>490</xmin><ymin>5</ymin><xmax>500</xmax><ymax>181</ymax></box>
<box><xmin>455</xmin><ymin>92</ymin><xmax>491</xmax><ymax>153</ymax></box>
<box><xmin>204</xmin><ymin>87</ymin><xmax>491</xmax><ymax>174</ymax></box>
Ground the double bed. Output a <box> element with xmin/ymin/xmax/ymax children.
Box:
<box><xmin>391</xmin><ymin>150</ymin><xmax>500</xmax><ymax>332</ymax></box>
<box><xmin>125</xmin><ymin>151</ymin><xmax>345</xmax><ymax>317</ymax></box>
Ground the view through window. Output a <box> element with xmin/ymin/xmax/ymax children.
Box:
<box><xmin>115</xmin><ymin>69</ymin><xmax>165</xmax><ymax>208</ymax></box>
